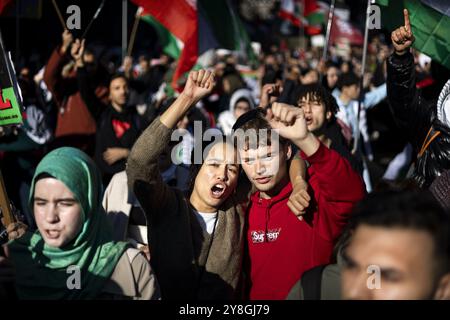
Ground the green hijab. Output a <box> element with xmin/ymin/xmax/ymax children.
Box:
<box><xmin>8</xmin><ymin>147</ymin><xmax>129</xmax><ymax>299</ymax></box>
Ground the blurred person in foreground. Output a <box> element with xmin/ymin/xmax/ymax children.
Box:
<box><xmin>341</xmin><ymin>190</ymin><xmax>450</xmax><ymax>300</ymax></box>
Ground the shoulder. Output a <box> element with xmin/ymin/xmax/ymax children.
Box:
<box><xmin>107</xmin><ymin>171</ymin><xmax>128</xmax><ymax>190</ymax></box>
<box><xmin>218</xmin><ymin>110</ymin><xmax>234</xmax><ymax>123</ymax></box>
<box><xmin>103</xmin><ymin>248</ymin><xmax>159</xmax><ymax>300</ymax></box>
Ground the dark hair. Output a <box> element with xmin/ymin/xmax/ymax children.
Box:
<box><xmin>337</xmin><ymin>72</ymin><xmax>360</xmax><ymax>90</ymax></box>
<box><xmin>109</xmin><ymin>73</ymin><xmax>128</xmax><ymax>86</ymax></box>
<box><xmin>349</xmin><ymin>190</ymin><xmax>450</xmax><ymax>277</ymax></box>
<box><xmin>35</xmin><ymin>172</ymin><xmax>55</xmax><ymax>182</ymax></box>
<box><xmin>262</xmin><ymin>67</ymin><xmax>283</xmax><ymax>86</ymax></box>
<box><xmin>83</xmin><ymin>47</ymin><xmax>95</xmax><ymax>58</ymax></box>
<box><xmin>300</xmin><ymin>67</ymin><xmax>316</xmax><ymax>77</ymax></box>
<box><xmin>232</xmin><ymin>109</ymin><xmax>288</xmax><ymax>150</ymax></box>
<box><xmin>293</xmin><ymin>84</ymin><xmax>339</xmax><ymax>115</ymax></box>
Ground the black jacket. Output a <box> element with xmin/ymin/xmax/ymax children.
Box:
<box><xmin>77</xmin><ymin>67</ymin><xmax>147</xmax><ymax>183</ymax></box>
<box><xmin>387</xmin><ymin>52</ymin><xmax>450</xmax><ymax>187</ymax></box>
<box><xmin>386</xmin><ymin>52</ymin><xmax>435</xmax><ymax>154</ymax></box>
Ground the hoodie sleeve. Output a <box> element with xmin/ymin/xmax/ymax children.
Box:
<box><xmin>301</xmin><ymin>143</ymin><xmax>365</xmax><ymax>240</ymax></box>
<box><xmin>43</xmin><ymin>46</ymin><xmax>76</xmax><ymax>107</ymax></box>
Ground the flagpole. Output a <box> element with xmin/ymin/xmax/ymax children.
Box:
<box><xmin>321</xmin><ymin>0</ymin><xmax>336</xmax><ymax>63</ymax></box>
<box><xmin>122</xmin><ymin>0</ymin><xmax>128</xmax><ymax>60</ymax></box>
<box><xmin>0</xmin><ymin>169</ymin><xmax>15</xmax><ymax>227</ymax></box>
<box><xmin>81</xmin><ymin>0</ymin><xmax>106</xmax><ymax>40</ymax></box>
<box><xmin>319</xmin><ymin>0</ymin><xmax>336</xmax><ymax>84</ymax></box>
<box><xmin>51</xmin><ymin>0</ymin><xmax>66</xmax><ymax>30</ymax></box>
<box><xmin>301</xmin><ymin>0</ymin><xmax>305</xmax><ymax>54</ymax></box>
<box><xmin>15</xmin><ymin>0</ymin><xmax>19</xmax><ymax>65</ymax></box>
<box><xmin>127</xmin><ymin>7</ymin><xmax>143</xmax><ymax>57</ymax></box>
<box><xmin>352</xmin><ymin>0</ymin><xmax>372</xmax><ymax>154</ymax></box>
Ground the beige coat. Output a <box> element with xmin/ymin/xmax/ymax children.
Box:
<box><xmin>100</xmin><ymin>248</ymin><xmax>160</xmax><ymax>300</ymax></box>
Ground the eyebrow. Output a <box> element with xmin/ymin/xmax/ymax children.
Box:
<box><xmin>299</xmin><ymin>99</ymin><xmax>321</xmax><ymax>104</ymax></box>
<box><xmin>206</xmin><ymin>158</ymin><xmax>224</xmax><ymax>163</ymax></box>
<box><xmin>206</xmin><ymin>158</ymin><xmax>238</xmax><ymax>164</ymax></box>
<box><xmin>341</xmin><ymin>251</ymin><xmax>358</xmax><ymax>268</ymax></box>
<box><xmin>34</xmin><ymin>197</ymin><xmax>77</xmax><ymax>202</ymax></box>
<box><xmin>379</xmin><ymin>267</ymin><xmax>403</xmax><ymax>279</ymax></box>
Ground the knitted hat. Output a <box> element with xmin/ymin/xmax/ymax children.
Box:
<box><xmin>430</xmin><ymin>169</ymin><xmax>450</xmax><ymax>210</ymax></box>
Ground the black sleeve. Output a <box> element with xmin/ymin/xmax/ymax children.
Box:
<box><xmin>386</xmin><ymin>52</ymin><xmax>433</xmax><ymax>152</ymax></box>
<box><xmin>76</xmin><ymin>67</ymin><xmax>106</xmax><ymax>120</ymax></box>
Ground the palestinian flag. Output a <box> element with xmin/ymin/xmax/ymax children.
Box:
<box><xmin>137</xmin><ymin>8</ymin><xmax>182</xmax><ymax>60</ymax></box>
<box><xmin>131</xmin><ymin>0</ymin><xmax>255</xmax><ymax>89</ymax></box>
<box><xmin>278</xmin><ymin>0</ymin><xmax>325</xmax><ymax>35</ymax></box>
<box><xmin>376</xmin><ymin>0</ymin><xmax>450</xmax><ymax>70</ymax></box>
<box><xmin>279</xmin><ymin>0</ymin><xmax>305</xmax><ymax>28</ymax></box>
<box><xmin>303</xmin><ymin>0</ymin><xmax>325</xmax><ymax>26</ymax></box>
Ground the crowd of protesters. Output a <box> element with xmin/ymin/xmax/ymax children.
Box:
<box><xmin>1</xmin><ymin>8</ymin><xmax>450</xmax><ymax>300</ymax></box>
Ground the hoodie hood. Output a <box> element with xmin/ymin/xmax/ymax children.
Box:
<box><xmin>437</xmin><ymin>79</ymin><xmax>450</xmax><ymax>127</ymax></box>
<box><xmin>229</xmin><ymin>88</ymin><xmax>255</xmax><ymax>114</ymax></box>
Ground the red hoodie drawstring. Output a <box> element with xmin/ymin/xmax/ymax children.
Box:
<box><xmin>264</xmin><ymin>199</ymin><xmax>272</xmax><ymax>243</ymax></box>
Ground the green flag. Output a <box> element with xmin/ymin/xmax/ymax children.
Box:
<box><xmin>139</xmin><ymin>13</ymin><xmax>181</xmax><ymax>60</ymax></box>
<box><xmin>376</xmin><ymin>0</ymin><xmax>450</xmax><ymax>70</ymax></box>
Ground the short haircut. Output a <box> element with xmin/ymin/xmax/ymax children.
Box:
<box><xmin>337</xmin><ymin>72</ymin><xmax>360</xmax><ymax>90</ymax></box>
<box><xmin>262</xmin><ymin>67</ymin><xmax>283</xmax><ymax>86</ymax></box>
<box><xmin>293</xmin><ymin>84</ymin><xmax>339</xmax><ymax>115</ymax></box>
<box><xmin>349</xmin><ymin>190</ymin><xmax>450</xmax><ymax>277</ymax></box>
<box><xmin>232</xmin><ymin>109</ymin><xmax>288</xmax><ymax>150</ymax></box>
<box><xmin>83</xmin><ymin>47</ymin><xmax>95</xmax><ymax>58</ymax></box>
<box><xmin>109</xmin><ymin>73</ymin><xmax>128</xmax><ymax>86</ymax></box>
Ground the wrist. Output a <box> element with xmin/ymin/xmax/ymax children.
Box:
<box><xmin>60</xmin><ymin>45</ymin><xmax>69</xmax><ymax>55</ymax></box>
<box><xmin>75</xmin><ymin>59</ymin><xmax>84</xmax><ymax>68</ymax></box>
<box><xmin>179</xmin><ymin>92</ymin><xmax>198</xmax><ymax>106</ymax></box>
<box><xmin>294</xmin><ymin>133</ymin><xmax>320</xmax><ymax>157</ymax></box>
<box><xmin>394</xmin><ymin>48</ymin><xmax>408</xmax><ymax>56</ymax></box>
<box><xmin>293</xmin><ymin>175</ymin><xmax>307</xmax><ymax>189</ymax></box>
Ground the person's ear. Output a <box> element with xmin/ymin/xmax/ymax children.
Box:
<box><xmin>286</xmin><ymin>144</ymin><xmax>292</xmax><ymax>161</ymax></box>
<box><xmin>326</xmin><ymin>111</ymin><xmax>332</xmax><ymax>121</ymax></box>
<box><xmin>434</xmin><ymin>273</ymin><xmax>450</xmax><ymax>300</ymax></box>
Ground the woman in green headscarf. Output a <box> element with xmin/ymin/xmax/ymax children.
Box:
<box><xmin>7</xmin><ymin>147</ymin><xmax>160</xmax><ymax>299</ymax></box>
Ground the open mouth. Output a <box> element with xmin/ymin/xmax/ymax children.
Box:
<box><xmin>45</xmin><ymin>230</ymin><xmax>60</xmax><ymax>239</ymax></box>
<box><xmin>305</xmin><ymin>116</ymin><xmax>313</xmax><ymax>125</ymax></box>
<box><xmin>210</xmin><ymin>183</ymin><xmax>226</xmax><ymax>199</ymax></box>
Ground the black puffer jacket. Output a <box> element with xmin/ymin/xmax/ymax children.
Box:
<box><xmin>387</xmin><ymin>52</ymin><xmax>450</xmax><ymax>187</ymax></box>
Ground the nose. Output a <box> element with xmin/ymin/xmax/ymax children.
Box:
<box><xmin>216</xmin><ymin>165</ymin><xmax>228</xmax><ymax>182</ymax></box>
<box><xmin>343</xmin><ymin>271</ymin><xmax>371</xmax><ymax>300</ymax></box>
<box><xmin>44</xmin><ymin>205</ymin><xmax>60</xmax><ymax>224</ymax></box>
<box><xmin>255</xmin><ymin>160</ymin><xmax>266</xmax><ymax>175</ymax></box>
<box><xmin>303</xmin><ymin>103</ymin><xmax>312</xmax><ymax>114</ymax></box>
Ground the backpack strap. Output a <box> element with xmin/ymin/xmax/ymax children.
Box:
<box><xmin>301</xmin><ymin>264</ymin><xmax>327</xmax><ymax>300</ymax></box>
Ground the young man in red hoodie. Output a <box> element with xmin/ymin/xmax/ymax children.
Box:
<box><xmin>233</xmin><ymin>101</ymin><xmax>365</xmax><ymax>300</ymax></box>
